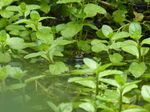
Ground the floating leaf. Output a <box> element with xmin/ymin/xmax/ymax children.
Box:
<box><xmin>129</xmin><ymin>62</ymin><xmax>146</xmax><ymax>78</ymax></box>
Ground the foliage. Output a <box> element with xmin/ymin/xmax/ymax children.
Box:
<box><xmin>0</xmin><ymin>0</ymin><xmax>150</xmax><ymax>112</ymax></box>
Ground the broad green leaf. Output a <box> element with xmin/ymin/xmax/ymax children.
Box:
<box><xmin>121</xmin><ymin>45</ymin><xmax>139</xmax><ymax>58</ymax></box>
<box><xmin>25</xmin><ymin>75</ymin><xmax>46</xmax><ymax>83</ymax></box>
<box><xmin>95</xmin><ymin>63</ymin><xmax>112</xmax><ymax>73</ymax></box>
<box><xmin>109</xmin><ymin>53</ymin><xmax>123</xmax><ymax>63</ymax></box>
<box><xmin>0</xmin><ymin>10</ymin><xmax>14</xmax><ymax>18</ymax></box>
<box><xmin>141</xmin><ymin>38</ymin><xmax>150</xmax><ymax>46</ymax></box>
<box><xmin>141</xmin><ymin>85</ymin><xmax>150</xmax><ymax>102</ymax></box>
<box><xmin>96</xmin><ymin>29</ymin><xmax>107</xmax><ymax>39</ymax></box>
<box><xmin>49</xmin><ymin>62</ymin><xmax>68</xmax><ymax>75</ymax></box>
<box><xmin>141</xmin><ymin>47</ymin><xmax>149</xmax><ymax>56</ymax></box>
<box><xmin>91</xmin><ymin>39</ymin><xmax>108</xmax><ymax>53</ymax></box>
<box><xmin>77</xmin><ymin>40</ymin><xmax>91</xmax><ymax>52</ymax></box>
<box><xmin>40</xmin><ymin>4</ymin><xmax>50</xmax><ymax>14</ymax></box>
<box><xmin>122</xmin><ymin>83</ymin><xmax>138</xmax><ymax>95</ymax></box>
<box><xmin>99</xmin><ymin>70</ymin><xmax>123</xmax><ymax>79</ymax></box>
<box><xmin>24</xmin><ymin>51</ymin><xmax>46</xmax><ymax>59</ymax></box>
<box><xmin>6</xmin><ymin>37</ymin><xmax>28</xmax><ymax>50</ymax></box>
<box><xmin>0</xmin><ymin>30</ymin><xmax>7</xmax><ymax>42</ymax></box>
<box><xmin>129</xmin><ymin>22</ymin><xmax>142</xmax><ymax>40</ymax></box>
<box><xmin>7</xmin><ymin>83</ymin><xmax>26</xmax><ymax>90</ymax></box>
<box><xmin>61</xmin><ymin>21</ymin><xmax>83</xmax><ymax>38</ymax></box>
<box><xmin>121</xmin><ymin>40</ymin><xmax>137</xmax><ymax>47</ymax></box>
<box><xmin>83</xmin><ymin>58</ymin><xmax>98</xmax><ymax>70</ymax></box>
<box><xmin>97</xmin><ymin>104</ymin><xmax>113</xmax><ymax>112</ymax></box>
<box><xmin>59</xmin><ymin>103</ymin><xmax>72</xmax><ymax>112</ymax></box>
<box><xmin>111</xmin><ymin>32</ymin><xmax>130</xmax><ymax>41</ymax></box>
<box><xmin>79</xmin><ymin>102</ymin><xmax>95</xmax><ymax>112</ymax></box>
<box><xmin>83</xmin><ymin>23</ymin><xmax>98</xmax><ymax>30</ymax></box>
<box><xmin>129</xmin><ymin>62</ymin><xmax>146</xmax><ymax>78</ymax></box>
<box><xmin>115</xmin><ymin>75</ymin><xmax>126</xmax><ymax>86</ymax></box>
<box><xmin>57</xmin><ymin>0</ymin><xmax>82</xmax><ymax>3</ymax></box>
<box><xmin>99</xmin><ymin>78</ymin><xmax>119</xmax><ymax>87</ymax></box>
<box><xmin>122</xmin><ymin>108</ymin><xmax>149</xmax><ymax>112</ymax></box>
<box><xmin>6</xmin><ymin>24</ymin><xmax>26</xmax><ymax>31</ymax></box>
<box><xmin>102</xmin><ymin>25</ymin><xmax>113</xmax><ymax>38</ymax></box>
<box><xmin>84</xmin><ymin>3</ymin><xmax>106</xmax><ymax>17</ymax></box>
<box><xmin>59</xmin><ymin>39</ymin><xmax>75</xmax><ymax>45</ymax></box>
<box><xmin>68</xmin><ymin>77</ymin><xmax>96</xmax><ymax>88</ymax></box>
<box><xmin>30</xmin><ymin>10</ymin><xmax>40</xmax><ymax>21</ymax></box>
<box><xmin>0</xmin><ymin>0</ymin><xmax>14</xmax><ymax>6</ymax></box>
<box><xmin>47</xmin><ymin>101</ymin><xmax>58</xmax><ymax>112</ymax></box>
<box><xmin>113</xmin><ymin>10</ymin><xmax>127</xmax><ymax>24</ymax></box>
<box><xmin>0</xmin><ymin>52</ymin><xmax>11</xmax><ymax>63</ymax></box>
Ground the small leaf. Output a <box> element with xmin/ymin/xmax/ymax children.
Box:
<box><xmin>57</xmin><ymin>0</ymin><xmax>82</xmax><ymax>3</ymax></box>
<box><xmin>129</xmin><ymin>22</ymin><xmax>142</xmax><ymax>40</ymax></box>
<box><xmin>113</xmin><ymin>10</ymin><xmax>127</xmax><ymax>24</ymax></box>
<box><xmin>79</xmin><ymin>102</ymin><xmax>95</xmax><ymax>112</ymax></box>
<box><xmin>0</xmin><ymin>30</ymin><xmax>7</xmax><ymax>42</ymax></box>
<box><xmin>99</xmin><ymin>78</ymin><xmax>119</xmax><ymax>87</ymax></box>
<box><xmin>141</xmin><ymin>38</ymin><xmax>150</xmax><ymax>46</ymax></box>
<box><xmin>61</xmin><ymin>21</ymin><xmax>83</xmax><ymax>38</ymax></box>
<box><xmin>109</xmin><ymin>53</ymin><xmax>123</xmax><ymax>63</ymax></box>
<box><xmin>0</xmin><ymin>10</ymin><xmax>14</xmax><ymax>18</ymax></box>
<box><xmin>24</xmin><ymin>51</ymin><xmax>45</xmax><ymax>59</ymax></box>
<box><xmin>0</xmin><ymin>52</ymin><xmax>11</xmax><ymax>63</ymax></box>
<box><xmin>129</xmin><ymin>62</ymin><xmax>146</xmax><ymax>78</ymax></box>
<box><xmin>141</xmin><ymin>85</ymin><xmax>150</xmax><ymax>102</ymax></box>
<box><xmin>111</xmin><ymin>32</ymin><xmax>130</xmax><ymax>41</ymax></box>
<box><xmin>0</xmin><ymin>67</ymin><xmax>7</xmax><ymax>80</ymax></box>
<box><xmin>59</xmin><ymin>103</ymin><xmax>72</xmax><ymax>112</ymax></box>
<box><xmin>122</xmin><ymin>83</ymin><xmax>138</xmax><ymax>95</ymax></box>
<box><xmin>77</xmin><ymin>40</ymin><xmax>91</xmax><ymax>52</ymax></box>
<box><xmin>84</xmin><ymin>3</ymin><xmax>106</xmax><ymax>17</ymax></box>
<box><xmin>122</xmin><ymin>45</ymin><xmax>139</xmax><ymax>58</ymax></box>
<box><xmin>102</xmin><ymin>25</ymin><xmax>113</xmax><ymax>38</ymax></box>
<box><xmin>99</xmin><ymin>70</ymin><xmax>123</xmax><ymax>79</ymax></box>
<box><xmin>83</xmin><ymin>58</ymin><xmax>98</xmax><ymax>70</ymax></box>
<box><xmin>30</xmin><ymin>10</ymin><xmax>40</xmax><ymax>21</ymax></box>
<box><xmin>25</xmin><ymin>75</ymin><xmax>46</xmax><ymax>83</ymax></box>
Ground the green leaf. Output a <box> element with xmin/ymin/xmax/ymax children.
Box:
<box><xmin>0</xmin><ymin>52</ymin><xmax>11</xmax><ymax>63</ymax></box>
<box><xmin>24</xmin><ymin>51</ymin><xmax>45</xmax><ymax>59</ymax></box>
<box><xmin>91</xmin><ymin>39</ymin><xmax>108</xmax><ymax>53</ymax></box>
<box><xmin>129</xmin><ymin>62</ymin><xmax>146</xmax><ymax>78</ymax></box>
<box><xmin>83</xmin><ymin>23</ymin><xmax>98</xmax><ymax>30</ymax></box>
<box><xmin>6</xmin><ymin>24</ymin><xmax>26</xmax><ymax>31</ymax></box>
<box><xmin>121</xmin><ymin>45</ymin><xmax>139</xmax><ymax>58</ymax></box>
<box><xmin>115</xmin><ymin>75</ymin><xmax>126</xmax><ymax>86</ymax></box>
<box><xmin>6</xmin><ymin>37</ymin><xmax>28</xmax><ymax>50</ymax></box>
<box><xmin>84</xmin><ymin>3</ymin><xmax>106</xmax><ymax>17</ymax></box>
<box><xmin>99</xmin><ymin>78</ymin><xmax>119</xmax><ymax>87</ymax></box>
<box><xmin>61</xmin><ymin>21</ymin><xmax>83</xmax><ymax>38</ymax></box>
<box><xmin>99</xmin><ymin>70</ymin><xmax>123</xmax><ymax>79</ymax></box>
<box><xmin>109</xmin><ymin>53</ymin><xmax>123</xmax><ymax>63</ymax></box>
<box><xmin>47</xmin><ymin>101</ymin><xmax>58</xmax><ymax>112</ymax></box>
<box><xmin>0</xmin><ymin>30</ymin><xmax>7</xmax><ymax>42</ymax></box>
<box><xmin>71</xmin><ymin>69</ymin><xmax>94</xmax><ymax>75</ymax></box>
<box><xmin>141</xmin><ymin>47</ymin><xmax>149</xmax><ymax>56</ymax></box>
<box><xmin>129</xmin><ymin>22</ymin><xmax>142</xmax><ymax>40</ymax></box>
<box><xmin>7</xmin><ymin>83</ymin><xmax>26</xmax><ymax>90</ymax></box>
<box><xmin>77</xmin><ymin>40</ymin><xmax>91</xmax><ymax>52</ymax></box>
<box><xmin>49</xmin><ymin>62</ymin><xmax>68</xmax><ymax>75</ymax></box>
<box><xmin>83</xmin><ymin>58</ymin><xmax>98</xmax><ymax>70</ymax></box>
<box><xmin>122</xmin><ymin>108</ymin><xmax>149</xmax><ymax>112</ymax></box>
<box><xmin>0</xmin><ymin>0</ymin><xmax>14</xmax><ymax>6</ymax></box>
<box><xmin>102</xmin><ymin>25</ymin><xmax>113</xmax><ymax>38</ymax></box>
<box><xmin>68</xmin><ymin>77</ymin><xmax>96</xmax><ymax>88</ymax></box>
<box><xmin>96</xmin><ymin>29</ymin><xmax>107</xmax><ymax>39</ymax></box>
<box><xmin>122</xmin><ymin>83</ymin><xmax>138</xmax><ymax>95</ymax></box>
<box><xmin>111</xmin><ymin>32</ymin><xmax>130</xmax><ymax>41</ymax></box>
<box><xmin>113</xmin><ymin>10</ymin><xmax>127</xmax><ymax>24</ymax></box>
<box><xmin>0</xmin><ymin>10</ymin><xmax>14</xmax><ymax>18</ymax></box>
<box><xmin>30</xmin><ymin>10</ymin><xmax>40</xmax><ymax>21</ymax></box>
<box><xmin>79</xmin><ymin>102</ymin><xmax>95</xmax><ymax>112</ymax></box>
<box><xmin>57</xmin><ymin>0</ymin><xmax>82</xmax><ymax>3</ymax></box>
<box><xmin>25</xmin><ymin>75</ymin><xmax>46</xmax><ymax>83</ymax></box>
<box><xmin>141</xmin><ymin>38</ymin><xmax>150</xmax><ymax>46</ymax></box>
<box><xmin>141</xmin><ymin>85</ymin><xmax>150</xmax><ymax>102</ymax></box>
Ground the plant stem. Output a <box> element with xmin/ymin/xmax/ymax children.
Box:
<box><xmin>96</xmin><ymin>73</ymin><xmax>99</xmax><ymax>96</ymax></box>
<box><xmin>118</xmin><ymin>89</ymin><xmax>123</xmax><ymax>112</ymax></box>
<box><xmin>137</xmin><ymin>40</ymin><xmax>141</xmax><ymax>62</ymax></box>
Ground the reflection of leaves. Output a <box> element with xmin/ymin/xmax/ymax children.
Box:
<box><xmin>49</xmin><ymin>62</ymin><xmax>68</xmax><ymax>75</ymax></box>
